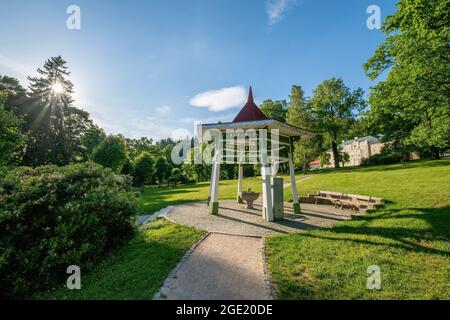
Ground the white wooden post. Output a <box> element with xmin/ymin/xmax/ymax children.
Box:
<box><xmin>207</xmin><ymin>157</ymin><xmax>215</xmax><ymax>206</ymax></box>
<box><xmin>237</xmin><ymin>164</ymin><xmax>243</xmax><ymax>203</ymax></box>
<box><xmin>209</xmin><ymin>155</ymin><xmax>220</xmax><ymax>214</ymax></box>
<box><xmin>207</xmin><ymin>152</ymin><xmax>218</xmax><ymax>206</ymax></box>
<box><xmin>289</xmin><ymin>152</ymin><xmax>301</xmax><ymax>214</ymax></box>
<box><xmin>261</xmin><ymin>165</ymin><xmax>274</xmax><ymax>222</ymax></box>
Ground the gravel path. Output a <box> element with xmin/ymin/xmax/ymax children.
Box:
<box><xmin>155</xmin><ymin>233</ymin><xmax>269</xmax><ymax>300</ymax></box>
<box><xmin>154</xmin><ymin>200</ymin><xmax>350</xmax><ymax>300</ymax></box>
<box><xmin>283</xmin><ymin>175</ymin><xmax>312</xmax><ymax>188</ymax></box>
<box><xmin>165</xmin><ymin>200</ymin><xmax>350</xmax><ymax>237</ymax></box>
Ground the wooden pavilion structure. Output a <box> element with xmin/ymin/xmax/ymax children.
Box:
<box><xmin>197</xmin><ymin>87</ymin><xmax>312</xmax><ymax>222</ymax></box>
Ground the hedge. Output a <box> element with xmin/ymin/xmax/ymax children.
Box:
<box><xmin>0</xmin><ymin>162</ymin><xmax>138</xmax><ymax>298</ymax></box>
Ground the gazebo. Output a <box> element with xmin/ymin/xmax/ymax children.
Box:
<box><xmin>197</xmin><ymin>87</ymin><xmax>312</xmax><ymax>222</ymax></box>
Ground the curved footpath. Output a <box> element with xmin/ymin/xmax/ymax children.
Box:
<box><xmin>149</xmin><ymin>200</ymin><xmax>348</xmax><ymax>300</ymax></box>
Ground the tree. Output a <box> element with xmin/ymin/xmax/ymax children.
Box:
<box><xmin>260</xmin><ymin>99</ymin><xmax>287</xmax><ymax>122</ymax></box>
<box><xmin>80</xmin><ymin>124</ymin><xmax>106</xmax><ymax>161</ymax></box>
<box><xmin>310</xmin><ymin>78</ymin><xmax>366</xmax><ymax>168</ymax></box>
<box><xmin>0</xmin><ymin>76</ymin><xmax>27</xmax><ymax>115</ymax></box>
<box><xmin>347</xmin><ymin>116</ymin><xmax>371</xmax><ymax>139</ymax></box>
<box><xmin>287</xmin><ymin>85</ymin><xmax>324</xmax><ymax>172</ymax></box>
<box><xmin>91</xmin><ymin>135</ymin><xmax>128</xmax><ymax>173</ymax></box>
<box><xmin>169</xmin><ymin>168</ymin><xmax>184</xmax><ymax>186</ymax></box>
<box><xmin>64</xmin><ymin>106</ymin><xmax>98</xmax><ymax>162</ymax></box>
<box><xmin>155</xmin><ymin>157</ymin><xmax>169</xmax><ymax>187</ymax></box>
<box><xmin>286</xmin><ymin>85</ymin><xmax>312</xmax><ymax>128</ymax></box>
<box><xmin>0</xmin><ymin>91</ymin><xmax>26</xmax><ymax>166</ymax></box>
<box><xmin>133</xmin><ymin>152</ymin><xmax>155</xmax><ymax>192</ymax></box>
<box><xmin>157</xmin><ymin>137</ymin><xmax>176</xmax><ymax>149</ymax></box>
<box><xmin>340</xmin><ymin>151</ymin><xmax>350</xmax><ymax>167</ymax></box>
<box><xmin>126</xmin><ymin>137</ymin><xmax>156</xmax><ymax>160</ymax></box>
<box><xmin>1</xmin><ymin>72</ymin><xmax>95</xmax><ymax>166</ymax></box>
<box><xmin>319</xmin><ymin>152</ymin><xmax>331</xmax><ymax>168</ymax></box>
<box><xmin>293</xmin><ymin>135</ymin><xmax>323</xmax><ymax>174</ymax></box>
<box><xmin>364</xmin><ymin>0</ymin><xmax>450</xmax><ymax>158</ymax></box>
<box><xmin>24</xmin><ymin>56</ymin><xmax>75</xmax><ymax>166</ymax></box>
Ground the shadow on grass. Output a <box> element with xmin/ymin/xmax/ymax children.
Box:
<box><xmin>299</xmin><ymin>205</ymin><xmax>450</xmax><ymax>257</ymax></box>
<box><xmin>307</xmin><ymin>159</ymin><xmax>450</xmax><ymax>176</ymax></box>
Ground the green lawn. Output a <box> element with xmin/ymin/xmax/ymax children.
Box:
<box><xmin>35</xmin><ymin>219</ymin><xmax>206</xmax><ymax>300</ymax></box>
<box><xmin>267</xmin><ymin>159</ymin><xmax>450</xmax><ymax>299</ymax></box>
<box><xmin>36</xmin><ymin>159</ymin><xmax>450</xmax><ymax>300</ymax></box>
<box><xmin>137</xmin><ymin>176</ymin><xmax>263</xmax><ymax>215</ymax></box>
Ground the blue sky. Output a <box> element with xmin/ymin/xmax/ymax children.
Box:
<box><xmin>0</xmin><ymin>0</ymin><xmax>396</xmax><ymax>140</ymax></box>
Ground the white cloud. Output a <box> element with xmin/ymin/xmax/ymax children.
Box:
<box><xmin>190</xmin><ymin>86</ymin><xmax>247</xmax><ymax>112</ymax></box>
<box><xmin>266</xmin><ymin>0</ymin><xmax>298</xmax><ymax>26</ymax></box>
<box><xmin>155</xmin><ymin>105</ymin><xmax>171</xmax><ymax>114</ymax></box>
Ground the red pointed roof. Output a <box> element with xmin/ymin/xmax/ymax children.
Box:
<box><xmin>233</xmin><ymin>87</ymin><xmax>268</xmax><ymax>123</ymax></box>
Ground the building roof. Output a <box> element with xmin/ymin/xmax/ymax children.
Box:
<box><xmin>340</xmin><ymin>135</ymin><xmax>383</xmax><ymax>147</ymax></box>
<box><xmin>232</xmin><ymin>87</ymin><xmax>269</xmax><ymax>122</ymax></box>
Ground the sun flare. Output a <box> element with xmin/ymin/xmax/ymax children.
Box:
<box><xmin>51</xmin><ymin>82</ymin><xmax>64</xmax><ymax>94</ymax></box>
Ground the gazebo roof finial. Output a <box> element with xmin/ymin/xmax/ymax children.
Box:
<box><xmin>233</xmin><ymin>86</ymin><xmax>268</xmax><ymax>123</ymax></box>
<box><xmin>248</xmin><ymin>86</ymin><xmax>254</xmax><ymax>103</ymax></box>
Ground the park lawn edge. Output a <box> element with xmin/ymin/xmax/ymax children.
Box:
<box><xmin>33</xmin><ymin>218</ymin><xmax>206</xmax><ymax>300</ymax></box>
<box><xmin>264</xmin><ymin>159</ymin><xmax>450</xmax><ymax>300</ymax></box>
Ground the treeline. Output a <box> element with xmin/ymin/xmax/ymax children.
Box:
<box><xmin>1</xmin><ymin>0</ymin><xmax>448</xmax><ymax>184</ymax></box>
<box><xmin>0</xmin><ymin>57</ymin><xmax>266</xmax><ymax>187</ymax></box>
<box><xmin>260</xmin><ymin>79</ymin><xmax>368</xmax><ymax>170</ymax></box>
<box><xmin>0</xmin><ymin>57</ymin><xmax>187</xmax><ymax>188</ymax></box>
<box><xmin>261</xmin><ymin>0</ymin><xmax>449</xmax><ymax>168</ymax></box>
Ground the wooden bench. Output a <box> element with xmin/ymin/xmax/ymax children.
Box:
<box><xmin>312</xmin><ymin>191</ymin><xmax>383</xmax><ymax>212</ymax></box>
<box><xmin>314</xmin><ymin>191</ymin><xmax>345</xmax><ymax>208</ymax></box>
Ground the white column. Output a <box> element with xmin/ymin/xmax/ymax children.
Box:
<box><xmin>289</xmin><ymin>152</ymin><xmax>301</xmax><ymax>214</ymax></box>
<box><xmin>207</xmin><ymin>154</ymin><xmax>216</xmax><ymax>206</ymax></box>
<box><xmin>209</xmin><ymin>155</ymin><xmax>220</xmax><ymax>214</ymax></box>
<box><xmin>237</xmin><ymin>164</ymin><xmax>243</xmax><ymax>203</ymax></box>
<box><xmin>261</xmin><ymin>165</ymin><xmax>274</xmax><ymax>222</ymax></box>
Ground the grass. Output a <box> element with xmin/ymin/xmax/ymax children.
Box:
<box><xmin>266</xmin><ymin>159</ymin><xmax>450</xmax><ymax>299</ymax></box>
<box><xmin>35</xmin><ymin>219</ymin><xmax>206</xmax><ymax>300</ymax></box>
<box><xmin>137</xmin><ymin>177</ymin><xmax>263</xmax><ymax>215</ymax></box>
<box><xmin>37</xmin><ymin>159</ymin><xmax>449</xmax><ymax>300</ymax></box>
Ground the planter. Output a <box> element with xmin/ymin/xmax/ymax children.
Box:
<box><xmin>241</xmin><ymin>188</ymin><xmax>260</xmax><ymax>209</ymax></box>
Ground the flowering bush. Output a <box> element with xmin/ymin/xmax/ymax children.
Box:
<box><xmin>0</xmin><ymin>162</ymin><xmax>138</xmax><ymax>298</ymax></box>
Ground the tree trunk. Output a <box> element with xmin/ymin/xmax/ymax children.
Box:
<box><xmin>303</xmin><ymin>153</ymin><xmax>307</xmax><ymax>175</ymax></box>
<box><xmin>431</xmin><ymin>147</ymin><xmax>441</xmax><ymax>159</ymax></box>
<box><xmin>140</xmin><ymin>183</ymin><xmax>144</xmax><ymax>193</ymax></box>
<box><xmin>331</xmin><ymin>140</ymin><xmax>340</xmax><ymax>168</ymax></box>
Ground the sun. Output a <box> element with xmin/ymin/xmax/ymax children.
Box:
<box><xmin>51</xmin><ymin>82</ymin><xmax>64</xmax><ymax>94</ymax></box>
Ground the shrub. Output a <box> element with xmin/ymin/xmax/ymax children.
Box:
<box><xmin>0</xmin><ymin>92</ymin><xmax>26</xmax><ymax>166</ymax></box>
<box><xmin>0</xmin><ymin>162</ymin><xmax>138</xmax><ymax>298</ymax></box>
<box><xmin>361</xmin><ymin>153</ymin><xmax>402</xmax><ymax>166</ymax></box>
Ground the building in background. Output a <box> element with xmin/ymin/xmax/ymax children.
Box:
<box><xmin>325</xmin><ymin>135</ymin><xmax>384</xmax><ymax>168</ymax></box>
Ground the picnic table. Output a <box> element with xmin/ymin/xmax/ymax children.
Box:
<box><xmin>313</xmin><ymin>191</ymin><xmax>383</xmax><ymax>211</ymax></box>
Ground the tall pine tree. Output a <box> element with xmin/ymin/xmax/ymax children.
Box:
<box><xmin>286</xmin><ymin>85</ymin><xmax>311</xmax><ymax>128</ymax></box>
<box><xmin>24</xmin><ymin>56</ymin><xmax>75</xmax><ymax>166</ymax></box>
